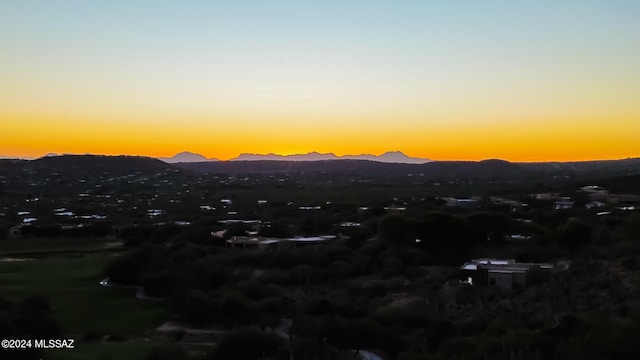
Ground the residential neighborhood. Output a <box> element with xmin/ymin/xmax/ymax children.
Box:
<box><xmin>1</xmin><ymin>155</ymin><xmax>640</xmax><ymax>360</ymax></box>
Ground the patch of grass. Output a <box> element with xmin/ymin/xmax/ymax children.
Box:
<box><xmin>0</xmin><ymin>255</ymin><xmax>168</xmax><ymax>335</ymax></box>
<box><xmin>0</xmin><ymin>237</ymin><xmax>121</xmax><ymax>255</ymax></box>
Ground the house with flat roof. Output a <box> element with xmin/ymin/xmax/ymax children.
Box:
<box><xmin>554</xmin><ymin>198</ymin><xmax>574</xmax><ymax>210</ymax></box>
<box><xmin>226</xmin><ymin>235</ymin><xmax>336</xmax><ymax>249</ymax></box>
<box><xmin>442</xmin><ymin>197</ymin><xmax>479</xmax><ymax>207</ymax></box>
<box><xmin>460</xmin><ymin>258</ymin><xmax>553</xmax><ymax>290</ymax></box>
<box><xmin>580</xmin><ymin>186</ymin><xmax>609</xmax><ymax>201</ymax></box>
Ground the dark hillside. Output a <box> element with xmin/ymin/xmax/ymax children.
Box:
<box><xmin>177</xmin><ymin>159</ymin><xmax>402</xmax><ymax>175</ymax></box>
<box><xmin>518</xmin><ymin>157</ymin><xmax>640</xmax><ymax>176</ymax></box>
<box><xmin>0</xmin><ymin>155</ymin><xmax>179</xmax><ymax>179</ymax></box>
<box><xmin>176</xmin><ymin>159</ymin><xmax>527</xmax><ymax>179</ymax></box>
<box><xmin>31</xmin><ymin>155</ymin><xmax>176</xmax><ymax>175</ymax></box>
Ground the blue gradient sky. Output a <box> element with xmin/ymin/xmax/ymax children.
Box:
<box><xmin>2</xmin><ymin>1</ymin><xmax>639</xmax><ymax>160</ymax></box>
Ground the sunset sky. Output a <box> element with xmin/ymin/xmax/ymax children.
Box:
<box><xmin>2</xmin><ymin>1</ymin><xmax>639</xmax><ymax>161</ymax></box>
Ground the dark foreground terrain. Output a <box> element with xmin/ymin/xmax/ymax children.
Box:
<box><xmin>1</xmin><ymin>155</ymin><xmax>640</xmax><ymax>360</ymax></box>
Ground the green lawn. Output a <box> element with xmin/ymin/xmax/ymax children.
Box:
<box><xmin>0</xmin><ymin>237</ymin><xmax>122</xmax><ymax>256</ymax></box>
<box><xmin>0</xmin><ymin>255</ymin><xmax>168</xmax><ymax>336</ymax></box>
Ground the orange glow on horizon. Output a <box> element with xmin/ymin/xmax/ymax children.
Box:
<box><xmin>2</xmin><ymin>110</ymin><xmax>639</xmax><ymax>163</ymax></box>
<box><xmin>2</xmin><ymin>1</ymin><xmax>639</xmax><ymax>164</ymax></box>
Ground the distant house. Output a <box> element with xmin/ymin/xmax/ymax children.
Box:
<box><xmin>218</xmin><ymin>219</ymin><xmax>260</xmax><ymax>225</ymax></box>
<box><xmin>554</xmin><ymin>198</ymin><xmax>574</xmax><ymax>210</ymax></box>
<box><xmin>211</xmin><ymin>229</ymin><xmax>227</xmax><ymax>238</ymax></box>
<box><xmin>384</xmin><ymin>206</ymin><xmax>406</xmax><ymax>212</ymax></box>
<box><xmin>442</xmin><ymin>197</ymin><xmax>479</xmax><ymax>207</ymax></box>
<box><xmin>460</xmin><ymin>258</ymin><xmax>553</xmax><ymax>290</ymax></box>
<box><xmin>580</xmin><ymin>186</ymin><xmax>609</xmax><ymax>201</ymax></box>
<box><xmin>507</xmin><ymin>234</ymin><xmax>530</xmax><ymax>241</ymax></box>
<box><xmin>339</xmin><ymin>221</ymin><xmax>361</xmax><ymax>228</ymax></box>
<box><xmin>530</xmin><ymin>193</ymin><xmax>561</xmax><ymax>201</ymax></box>
<box><xmin>226</xmin><ymin>235</ymin><xmax>336</xmax><ymax>249</ymax></box>
<box><xmin>585</xmin><ymin>201</ymin><xmax>606</xmax><ymax>209</ymax></box>
<box><xmin>490</xmin><ymin>197</ymin><xmax>521</xmax><ymax>208</ymax></box>
<box><xmin>225</xmin><ymin>236</ymin><xmax>279</xmax><ymax>249</ymax></box>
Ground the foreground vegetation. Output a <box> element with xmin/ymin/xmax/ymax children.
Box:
<box><xmin>1</xmin><ymin>155</ymin><xmax>640</xmax><ymax>359</ymax></box>
<box><xmin>96</xmin><ymin>211</ymin><xmax>640</xmax><ymax>360</ymax></box>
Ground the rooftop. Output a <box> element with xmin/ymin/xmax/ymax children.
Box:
<box><xmin>461</xmin><ymin>258</ymin><xmax>553</xmax><ymax>272</ymax></box>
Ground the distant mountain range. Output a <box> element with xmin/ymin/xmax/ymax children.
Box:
<box><xmin>2</xmin><ymin>155</ymin><xmax>640</xmax><ymax>186</ymax></box>
<box><xmin>159</xmin><ymin>151</ymin><xmax>218</xmax><ymax>163</ymax></box>
<box><xmin>159</xmin><ymin>151</ymin><xmax>431</xmax><ymax>164</ymax></box>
